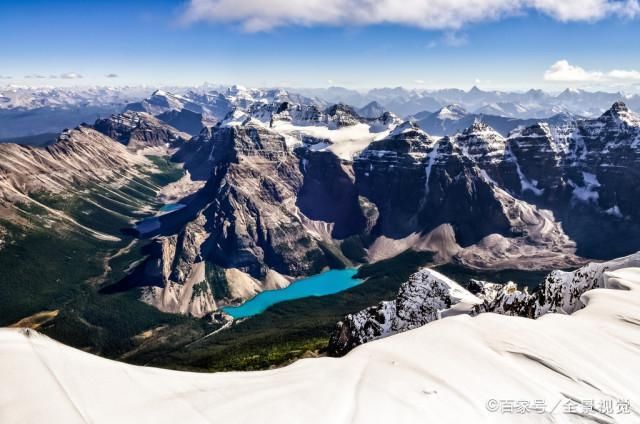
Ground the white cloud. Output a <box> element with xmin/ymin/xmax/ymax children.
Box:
<box><xmin>60</xmin><ymin>72</ymin><xmax>83</xmax><ymax>79</ymax></box>
<box><xmin>442</xmin><ymin>32</ymin><xmax>468</xmax><ymax>46</ymax></box>
<box><xmin>181</xmin><ymin>0</ymin><xmax>640</xmax><ymax>31</ymax></box>
<box><xmin>609</xmin><ymin>69</ymin><xmax>640</xmax><ymax>80</ymax></box>
<box><xmin>414</xmin><ymin>79</ymin><xmax>426</xmax><ymax>84</ymax></box>
<box><xmin>427</xmin><ymin>31</ymin><xmax>468</xmax><ymax>48</ymax></box>
<box><xmin>544</xmin><ymin>60</ymin><xmax>604</xmax><ymax>82</ymax></box>
<box><xmin>0</xmin><ymin>75</ymin><xmax>11</xmax><ymax>79</ymax></box>
<box><xmin>544</xmin><ymin>60</ymin><xmax>640</xmax><ymax>83</ymax></box>
<box><xmin>532</xmin><ymin>0</ymin><xmax>640</xmax><ymax>21</ymax></box>
<box><xmin>24</xmin><ymin>74</ymin><xmax>47</xmax><ymax>79</ymax></box>
<box><xmin>106</xmin><ymin>73</ymin><xmax>119</xmax><ymax>78</ymax></box>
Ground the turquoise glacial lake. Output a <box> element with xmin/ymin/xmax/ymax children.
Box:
<box><xmin>222</xmin><ymin>268</ymin><xmax>362</xmax><ymax>319</ymax></box>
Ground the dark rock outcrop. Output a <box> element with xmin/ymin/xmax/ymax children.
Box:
<box><xmin>328</xmin><ymin>268</ymin><xmax>477</xmax><ymax>356</ymax></box>
<box><xmin>328</xmin><ymin>251</ymin><xmax>640</xmax><ymax>356</ymax></box>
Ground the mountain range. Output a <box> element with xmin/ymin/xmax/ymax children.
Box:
<box><xmin>1</xmin><ymin>84</ymin><xmax>640</xmax><ymax>381</ymax></box>
<box><xmin>4</xmin><ymin>84</ymin><xmax>640</xmax><ymax>140</ymax></box>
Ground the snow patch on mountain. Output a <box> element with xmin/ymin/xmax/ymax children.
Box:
<box><xmin>436</xmin><ymin>104</ymin><xmax>467</xmax><ymax>121</ymax></box>
<box><xmin>270</xmin><ymin>118</ymin><xmax>396</xmax><ymax>161</ymax></box>
<box><xmin>570</xmin><ymin>171</ymin><xmax>601</xmax><ymax>204</ymax></box>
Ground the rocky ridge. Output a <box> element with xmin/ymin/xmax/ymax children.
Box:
<box><xmin>93</xmin><ymin>111</ymin><xmax>191</xmax><ymax>151</ymax></box>
<box><xmin>136</xmin><ymin>122</ymin><xmax>360</xmax><ymax>316</ymax></box>
<box><xmin>328</xmin><ymin>251</ymin><xmax>640</xmax><ymax>356</ymax></box>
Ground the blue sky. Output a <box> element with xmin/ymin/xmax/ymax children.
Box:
<box><xmin>2</xmin><ymin>0</ymin><xmax>640</xmax><ymax>91</ymax></box>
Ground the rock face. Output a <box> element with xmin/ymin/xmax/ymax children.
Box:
<box><xmin>116</xmin><ymin>100</ymin><xmax>640</xmax><ymax>317</ymax></box>
<box><xmin>133</xmin><ymin>100</ymin><xmax>399</xmax><ymax>316</ymax></box>
<box><xmin>137</xmin><ymin>122</ymin><xmax>361</xmax><ymax>315</ymax></box>
<box><xmin>473</xmin><ymin>251</ymin><xmax>640</xmax><ymax>318</ymax></box>
<box><xmin>93</xmin><ymin>111</ymin><xmax>191</xmax><ymax>150</ymax></box>
<box><xmin>0</xmin><ymin>120</ymin><xmax>181</xmax><ymax>248</ymax></box>
<box><xmin>156</xmin><ymin>109</ymin><xmax>205</xmax><ymax>136</ymax></box>
<box><xmin>505</xmin><ymin>102</ymin><xmax>640</xmax><ymax>258</ymax></box>
<box><xmin>353</xmin><ymin>120</ymin><xmax>579</xmax><ymax>268</ymax></box>
<box><xmin>352</xmin><ymin>102</ymin><xmax>640</xmax><ymax>263</ymax></box>
<box><xmin>329</xmin><ymin>251</ymin><xmax>640</xmax><ymax>355</ymax></box>
<box><xmin>357</xmin><ymin>101</ymin><xmax>386</xmax><ymax>119</ymax></box>
<box><xmin>295</xmin><ymin>149</ymin><xmax>367</xmax><ymax>239</ymax></box>
<box><xmin>0</xmin><ymin>125</ymin><xmax>150</xmax><ymax>200</ymax></box>
<box><xmin>328</xmin><ymin>269</ymin><xmax>481</xmax><ymax>356</ymax></box>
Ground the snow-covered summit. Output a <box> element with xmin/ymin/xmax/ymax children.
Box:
<box><xmin>454</xmin><ymin>120</ymin><xmax>507</xmax><ymax>161</ymax></box>
<box><xmin>436</xmin><ymin>104</ymin><xmax>467</xmax><ymax>120</ymax></box>
<box><xmin>598</xmin><ymin>101</ymin><xmax>640</xmax><ymax>128</ymax></box>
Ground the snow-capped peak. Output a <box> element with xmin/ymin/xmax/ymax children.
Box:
<box><xmin>599</xmin><ymin>101</ymin><xmax>640</xmax><ymax>126</ymax></box>
<box><xmin>455</xmin><ymin>120</ymin><xmax>506</xmax><ymax>160</ymax></box>
<box><xmin>152</xmin><ymin>89</ymin><xmax>170</xmax><ymax>97</ymax></box>
<box><xmin>228</xmin><ymin>84</ymin><xmax>248</xmax><ymax>94</ymax></box>
<box><xmin>389</xmin><ymin>120</ymin><xmax>421</xmax><ymax>137</ymax></box>
<box><xmin>462</xmin><ymin>119</ymin><xmax>502</xmax><ymax>137</ymax></box>
<box><xmin>436</xmin><ymin>104</ymin><xmax>467</xmax><ymax>121</ymax></box>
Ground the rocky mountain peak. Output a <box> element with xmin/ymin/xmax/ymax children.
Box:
<box><xmin>455</xmin><ymin>120</ymin><xmax>506</xmax><ymax>159</ymax></box>
<box><xmin>582</xmin><ymin>102</ymin><xmax>640</xmax><ymax>140</ymax></box>
<box><xmin>325</xmin><ymin>103</ymin><xmax>361</xmax><ymax>128</ymax></box>
<box><xmin>609</xmin><ymin>100</ymin><xmax>629</xmax><ymax>113</ymax></box>
<box><xmin>468</xmin><ymin>85</ymin><xmax>483</xmax><ymax>94</ymax></box>
<box><xmin>358</xmin><ymin>100</ymin><xmax>386</xmax><ymax>118</ymax></box>
<box><xmin>376</xmin><ymin>111</ymin><xmax>401</xmax><ymax>125</ymax></box>
<box><xmin>461</xmin><ymin>119</ymin><xmax>500</xmax><ymax>136</ymax></box>
<box><xmin>387</xmin><ymin>120</ymin><xmax>431</xmax><ymax>142</ymax></box>
<box><xmin>151</xmin><ymin>89</ymin><xmax>169</xmax><ymax>97</ymax></box>
<box><xmin>327</xmin><ymin>268</ymin><xmax>481</xmax><ymax>356</ymax></box>
<box><xmin>436</xmin><ymin>104</ymin><xmax>467</xmax><ymax>120</ymax></box>
<box><xmin>512</xmin><ymin>121</ymin><xmax>552</xmax><ymax>138</ymax></box>
<box><xmin>226</xmin><ymin>84</ymin><xmax>249</xmax><ymax>95</ymax></box>
<box><xmin>525</xmin><ymin>88</ymin><xmax>545</xmax><ymax>98</ymax></box>
<box><xmin>558</xmin><ymin>87</ymin><xmax>582</xmax><ymax>99</ymax></box>
<box><xmin>325</xmin><ymin>103</ymin><xmax>358</xmax><ymax>116</ymax></box>
<box><xmin>0</xmin><ymin>125</ymin><xmax>150</xmax><ymax>200</ymax></box>
<box><xmin>599</xmin><ymin>101</ymin><xmax>639</xmax><ymax>126</ymax></box>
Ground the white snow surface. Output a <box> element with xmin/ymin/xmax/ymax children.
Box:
<box><xmin>271</xmin><ymin>120</ymin><xmax>393</xmax><ymax>161</ymax></box>
<box><xmin>2</xmin><ymin>268</ymin><xmax>640</xmax><ymax>423</ymax></box>
<box><xmin>571</xmin><ymin>171</ymin><xmax>601</xmax><ymax>203</ymax></box>
<box><xmin>436</xmin><ymin>104</ymin><xmax>466</xmax><ymax>120</ymax></box>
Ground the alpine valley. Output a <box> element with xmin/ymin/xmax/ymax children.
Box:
<box><xmin>2</xmin><ymin>84</ymin><xmax>640</xmax><ymax>374</ymax></box>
